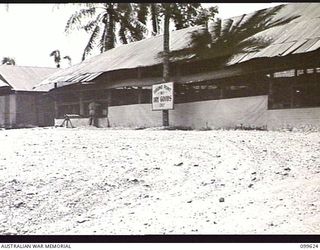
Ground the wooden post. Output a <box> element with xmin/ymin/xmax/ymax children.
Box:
<box><xmin>290</xmin><ymin>69</ymin><xmax>297</xmax><ymax>108</ymax></box>
<box><xmin>219</xmin><ymin>85</ymin><xmax>224</xmax><ymax>99</ymax></box>
<box><xmin>137</xmin><ymin>87</ymin><xmax>142</xmax><ymax>104</ymax></box>
<box><xmin>268</xmin><ymin>72</ymin><xmax>274</xmax><ymax>109</ymax></box>
<box><xmin>106</xmin><ymin>90</ymin><xmax>111</xmax><ymax>127</ymax></box>
<box><xmin>4</xmin><ymin>94</ymin><xmax>10</xmax><ymax>127</ymax></box>
<box><xmin>54</xmin><ymin>101</ymin><xmax>58</xmax><ymax>119</ymax></box>
<box><xmin>79</xmin><ymin>92</ymin><xmax>84</xmax><ymax>116</ymax></box>
<box><xmin>53</xmin><ymin>83</ymin><xmax>59</xmax><ymax>120</ymax></box>
<box><xmin>35</xmin><ymin>95</ymin><xmax>39</xmax><ymax>126</ymax></box>
<box><xmin>107</xmin><ymin>89</ymin><xmax>112</xmax><ymax>106</ymax></box>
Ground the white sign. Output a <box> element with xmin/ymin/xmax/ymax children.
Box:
<box><xmin>152</xmin><ymin>82</ymin><xmax>174</xmax><ymax>110</ymax></box>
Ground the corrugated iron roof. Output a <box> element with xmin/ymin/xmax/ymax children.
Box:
<box><xmin>35</xmin><ymin>3</ymin><xmax>320</xmax><ymax>91</ymax></box>
<box><xmin>0</xmin><ymin>75</ymin><xmax>9</xmax><ymax>88</ymax></box>
<box><xmin>0</xmin><ymin>65</ymin><xmax>59</xmax><ymax>91</ymax></box>
<box><xmin>227</xmin><ymin>3</ymin><xmax>320</xmax><ymax>65</ymax></box>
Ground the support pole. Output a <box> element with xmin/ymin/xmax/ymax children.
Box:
<box><xmin>54</xmin><ymin>99</ymin><xmax>59</xmax><ymax>119</ymax></box>
<box><xmin>162</xmin><ymin>5</ymin><xmax>170</xmax><ymax>127</ymax></box>
<box><xmin>219</xmin><ymin>85</ymin><xmax>224</xmax><ymax>99</ymax></box>
<box><xmin>106</xmin><ymin>90</ymin><xmax>111</xmax><ymax>127</ymax></box>
<box><xmin>290</xmin><ymin>69</ymin><xmax>297</xmax><ymax>108</ymax></box>
<box><xmin>268</xmin><ymin>72</ymin><xmax>274</xmax><ymax>109</ymax></box>
<box><xmin>137</xmin><ymin>87</ymin><xmax>142</xmax><ymax>104</ymax></box>
<box><xmin>79</xmin><ymin>92</ymin><xmax>84</xmax><ymax>116</ymax></box>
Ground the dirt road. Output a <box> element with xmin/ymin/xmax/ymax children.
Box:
<box><xmin>0</xmin><ymin>127</ymin><xmax>319</xmax><ymax>234</ymax></box>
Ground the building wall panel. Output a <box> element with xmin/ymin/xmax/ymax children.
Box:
<box><xmin>108</xmin><ymin>103</ymin><xmax>162</xmax><ymax>128</ymax></box>
<box><xmin>54</xmin><ymin>96</ymin><xmax>320</xmax><ymax>131</ymax></box>
<box><xmin>0</xmin><ymin>94</ymin><xmax>16</xmax><ymax>128</ymax></box>
<box><xmin>171</xmin><ymin>95</ymin><xmax>268</xmax><ymax>129</ymax></box>
<box><xmin>267</xmin><ymin>107</ymin><xmax>320</xmax><ymax>130</ymax></box>
<box><xmin>15</xmin><ymin>93</ymin><xmax>37</xmax><ymax>127</ymax></box>
<box><xmin>0</xmin><ymin>96</ymin><xmax>5</xmax><ymax>126</ymax></box>
<box><xmin>55</xmin><ymin>96</ymin><xmax>268</xmax><ymax>129</ymax></box>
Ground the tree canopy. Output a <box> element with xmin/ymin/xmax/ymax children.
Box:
<box><xmin>1</xmin><ymin>57</ymin><xmax>16</xmax><ymax>65</ymax></box>
<box><xmin>64</xmin><ymin>3</ymin><xmax>218</xmax><ymax>61</ymax></box>
<box><xmin>168</xmin><ymin>5</ymin><xmax>299</xmax><ymax>67</ymax></box>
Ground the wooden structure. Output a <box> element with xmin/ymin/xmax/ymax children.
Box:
<box><xmin>34</xmin><ymin>3</ymin><xmax>320</xmax><ymax>130</ymax></box>
<box><xmin>0</xmin><ymin>65</ymin><xmax>58</xmax><ymax>128</ymax></box>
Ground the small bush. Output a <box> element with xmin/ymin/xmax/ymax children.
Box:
<box><xmin>164</xmin><ymin>126</ymin><xmax>193</xmax><ymax>131</ymax></box>
<box><xmin>235</xmin><ymin>124</ymin><xmax>267</xmax><ymax>131</ymax></box>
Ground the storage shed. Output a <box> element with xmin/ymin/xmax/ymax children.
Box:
<box><xmin>0</xmin><ymin>65</ymin><xmax>58</xmax><ymax>128</ymax></box>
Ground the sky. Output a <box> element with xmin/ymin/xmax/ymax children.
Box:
<box><xmin>0</xmin><ymin>3</ymin><xmax>284</xmax><ymax>68</ymax></box>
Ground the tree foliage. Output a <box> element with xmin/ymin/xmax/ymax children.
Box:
<box><xmin>168</xmin><ymin>4</ymin><xmax>299</xmax><ymax>66</ymax></box>
<box><xmin>63</xmin><ymin>56</ymin><xmax>72</xmax><ymax>66</ymax></box>
<box><xmin>50</xmin><ymin>50</ymin><xmax>61</xmax><ymax>68</ymax></box>
<box><xmin>50</xmin><ymin>50</ymin><xmax>72</xmax><ymax>68</ymax></box>
<box><xmin>1</xmin><ymin>57</ymin><xmax>16</xmax><ymax>65</ymax></box>
<box><xmin>64</xmin><ymin>3</ymin><xmax>218</xmax><ymax>61</ymax></box>
<box><xmin>65</xmin><ymin>3</ymin><xmax>148</xmax><ymax>61</ymax></box>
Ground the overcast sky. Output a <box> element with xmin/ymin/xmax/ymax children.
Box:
<box><xmin>0</xmin><ymin>3</ymin><xmax>284</xmax><ymax>68</ymax></box>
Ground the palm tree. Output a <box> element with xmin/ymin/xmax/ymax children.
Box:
<box><xmin>159</xmin><ymin>3</ymin><xmax>217</xmax><ymax>126</ymax></box>
<box><xmin>65</xmin><ymin>3</ymin><xmax>147</xmax><ymax>61</ymax></box>
<box><xmin>134</xmin><ymin>3</ymin><xmax>218</xmax><ymax>36</ymax></box>
<box><xmin>65</xmin><ymin>3</ymin><xmax>217</xmax><ymax>61</ymax></box>
<box><xmin>50</xmin><ymin>50</ymin><xmax>61</xmax><ymax>68</ymax></box>
<box><xmin>63</xmin><ymin>56</ymin><xmax>72</xmax><ymax>66</ymax></box>
<box><xmin>161</xmin><ymin>3</ymin><xmax>171</xmax><ymax>126</ymax></box>
<box><xmin>134</xmin><ymin>3</ymin><xmax>159</xmax><ymax>36</ymax></box>
<box><xmin>168</xmin><ymin>5</ymin><xmax>299</xmax><ymax>66</ymax></box>
<box><xmin>1</xmin><ymin>57</ymin><xmax>16</xmax><ymax>65</ymax></box>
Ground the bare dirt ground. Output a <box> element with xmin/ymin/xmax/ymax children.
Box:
<box><xmin>0</xmin><ymin>127</ymin><xmax>319</xmax><ymax>235</ymax></box>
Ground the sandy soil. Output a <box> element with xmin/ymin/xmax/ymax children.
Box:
<box><xmin>0</xmin><ymin>127</ymin><xmax>319</xmax><ymax>235</ymax></box>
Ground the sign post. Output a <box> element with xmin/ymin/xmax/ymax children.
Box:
<box><xmin>152</xmin><ymin>82</ymin><xmax>174</xmax><ymax>126</ymax></box>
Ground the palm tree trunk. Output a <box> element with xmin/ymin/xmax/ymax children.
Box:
<box><xmin>105</xmin><ymin>4</ymin><xmax>115</xmax><ymax>51</ymax></box>
<box><xmin>162</xmin><ymin>5</ymin><xmax>170</xmax><ymax>126</ymax></box>
<box><xmin>151</xmin><ymin>4</ymin><xmax>158</xmax><ymax>35</ymax></box>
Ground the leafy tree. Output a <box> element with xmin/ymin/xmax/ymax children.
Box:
<box><xmin>1</xmin><ymin>57</ymin><xmax>16</xmax><ymax>65</ymax></box>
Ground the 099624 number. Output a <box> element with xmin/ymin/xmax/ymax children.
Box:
<box><xmin>300</xmin><ymin>244</ymin><xmax>319</xmax><ymax>248</ymax></box>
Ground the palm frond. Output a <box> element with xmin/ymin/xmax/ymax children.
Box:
<box><xmin>63</xmin><ymin>56</ymin><xmax>71</xmax><ymax>60</ymax></box>
<box><xmin>166</xmin><ymin>4</ymin><xmax>300</xmax><ymax>68</ymax></box>
<box><xmin>65</xmin><ymin>7</ymin><xmax>97</xmax><ymax>34</ymax></box>
<box><xmin>220</xmin><ymin>19</ymin><xmax>234</xmax><ymax>37</ymax></box>
<box><xmin>118</xmin><ymin>23</ymin><xmax>128</xmax><ymax>44</ymax></box>
<box><xmin>82</xmin><ymin>24</ymin><xmax>101</xmax><ymax>61</ymax></box>
<box><xmin>2</xmin><ymin>57</ymin><xmax>16</xmax><ymax>65</ymax></box>
<box><xmin>135</xmin><ymin>3</ymin><xmax>149</xmax><ymax>24</ymax></box>
<box><xmin>49</xmin><ymin>50</ymin><xmax>61</xmax><ymax>63</ymax></box>
<box><xmin>99</xmin><ymin>21</ymin><xmax>108</xmax><ymax>53</ymax></box>
<box><xmin>211</xmin><ymin>18</ymin><xmax>222</xmax><ymax>39</ymax></box>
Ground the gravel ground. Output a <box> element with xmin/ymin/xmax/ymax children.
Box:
<box><xmin>0</xmin><ymin>127</ymin><xmax>319</xmax><ymax>235</ymax></box>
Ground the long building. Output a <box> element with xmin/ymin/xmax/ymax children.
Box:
<box><xmin>34</xmin><ymin>3</ymin><xmax>320</xmax><ymax>130</ymax></box>
<box><xmin>0</xmin><ymin>65</ymin><xmax>58</xmax><ymax>128</ymax></box>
